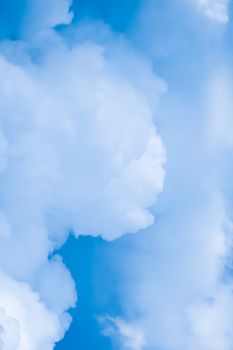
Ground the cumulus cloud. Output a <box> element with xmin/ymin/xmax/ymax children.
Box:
<box><xmin>0</xmin><ymin>1</ymin><xmax>166</xmax><ymax>348</ymax></box>
<box><xmin>0</xmin><ymin>270</ymin><xmax>62</xmax><ymax>350</ymax></box>
<box><xmin>134</xmin><ymin>199</ymin><xmax>233</xmax><ymax>350</ymax></box>
<box><xmin>107</xmin><ymin>188</ymin><xmax>233</xmax><ymax>349</ymax></box>
<box><xmin>0</xmin><ymin>37</ymin><xmax>165</xmax><ymax>240</ymax></box>
<box><xmin>100</xmin><ymin>3</ymin><xmax>233</xmax><ymax>346</ymax></box>
<box><xmin>2</xmin><ymin>0</ymin><xmax>231</xmax><ymax>348</ymax></box>
<box><xmin>196</xmin><ymin>0</ymin><xmax>229</xmax><ymax>23</ymax></box>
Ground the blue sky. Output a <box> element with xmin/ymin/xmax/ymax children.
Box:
<box><xmin>0</xmin><ymin>1</ymin><xmax>233</xmax><ymax>350</ymax></box>
<box><xmin>71</xmin><ymin>0</ymin><xmax>141</xmax><ymax>32</ymax></box>
<box><xmin>56</xmin><ymin>236</ymin><xmax>114</xmax><ymax>349</ymax></box>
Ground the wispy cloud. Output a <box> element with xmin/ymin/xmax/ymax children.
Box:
<box><xmin>99</xmin><ymin>316</ymin><xmax>146</xmax><ymax>350</ymax></box>
<box><xmin>196</xmin><ymin>0</ymin><xmax>229</xmax><ymax>23</ymax></box>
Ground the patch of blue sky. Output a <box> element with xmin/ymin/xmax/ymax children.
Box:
<box><xmin>55</xmin><ymin>236</ymin><xmax>122</xmax><ymax>350</ymax></box>
<box><xmin>0</xmin><ymin>0</ymin><xmax>27</xmax><ymax>40</ymax></box>
<box><xmin>70</xmin><ymin>0</ymin><xmax>141</xmax><ymax>32</ymax></box>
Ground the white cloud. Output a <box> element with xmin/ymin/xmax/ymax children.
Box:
<box><xmin>5</xmin><ymin>0</ymin><xmax>232</xmax><ymax>348</ymax></box>
<box><xmin>196</xmin><ymin>0</ymin><xmax>229</xmax><ymax>23</ymax></box>
<box><xmin>0</xmin><ymin>37</ymin><xmax>165</xmax><ymax>242</ymax></box>
<box><xmin>187</xmin><ymin>286</ymin><xmax>233</xmax><ymax>350</ymax></box>
<box><xmin>99</xmin><ymin>316</ymin><xmax>146</xmax><ymax>350</ymax></box>
<box><xmin>0</xmin><ymin>271</ymin><xmax>62</xmax><ymax>350</ymax></box>
<box><xmin>111</xmin><ymin>182</ymin><xmax>233</xmax><ymax>349</ymax></box>
<box><xmin>106</xmin><ymin>59</ymin><xmax>233</xmax><ymax>348</ymax></box>
<box><xmin>0</xmin><ymin>9</ymin><xmax>166</xmax><ymax>349</ymax></box>
<box><xmin>88</xmin><ymin>1</ymin><xmax>233</xmax><ymax>350</ymax></box>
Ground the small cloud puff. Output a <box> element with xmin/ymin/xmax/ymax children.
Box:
<box><xmin>196</xmin><ymin>0</ymin><xmax>229</xmax><ymax>23</ymax></box>
<box><xmin>99</xmin><ymin>315</ymin><xmax>146</xmax><ymax>350</ymax></box>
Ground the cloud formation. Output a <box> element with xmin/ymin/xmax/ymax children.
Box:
<box><xmin>120</xmin><ymin>198</ymin><xmax>233</xmax><ymax>349</ymax></box>
<box><xmin>98</xmin><ymin>2</ymin><xmax>233</xmax><ymax>349</ymax></box>
<box><xmin>196</xmin><ymin>0</ymin><xmax>229</xmax><ymax>22</ymax></box>
<box><xmin>0</xmin><ymin>1</ymin><xmax>166</xmax><ymax>348</ymax></box>
<box><xmin>1</xmin><ymin>0</ymin><xmax>232</xmax><ymax>348</ymax></box>
<box><xmin>0</xmin><ymin>270</ymin><xmax>62</xmax><ymax>350</ymax></box>
<box><xmin>99</xmin><ymin>316</ymin><xmax>146</xmax><ymax>350</ymax></box>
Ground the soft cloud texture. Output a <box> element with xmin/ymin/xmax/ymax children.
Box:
<box><xmin>99</xmin><ymin>316</ymin><xmax>146</xmax><ymax>350</ymax></box>
<box><xmin>1</xmin><ymin>0</ymin><xmax>232</xmax><ymax>349</ymax></box>
<box><xmin>0</xmin><ymin>1</ymin><xmax>166</xmax><ymax>348</ymax></box>
<box><xmin>196</xmin><ymin>0</ymin><xmax>229</xmax><ymax>22</ymax></box>
<box><xmin>0</xmin><ymin>270</ymin><xmax>62</xmax><ymax>350</ymax></box>
<box><xmin>117</xmin><ymin>199</ymin><xmax>233</xmax><ymax>349</ymax></box>
<box><xmin>98</xmin><ymin>3</ymin><xmax>233</xmax><ymax>349</ymax></box>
